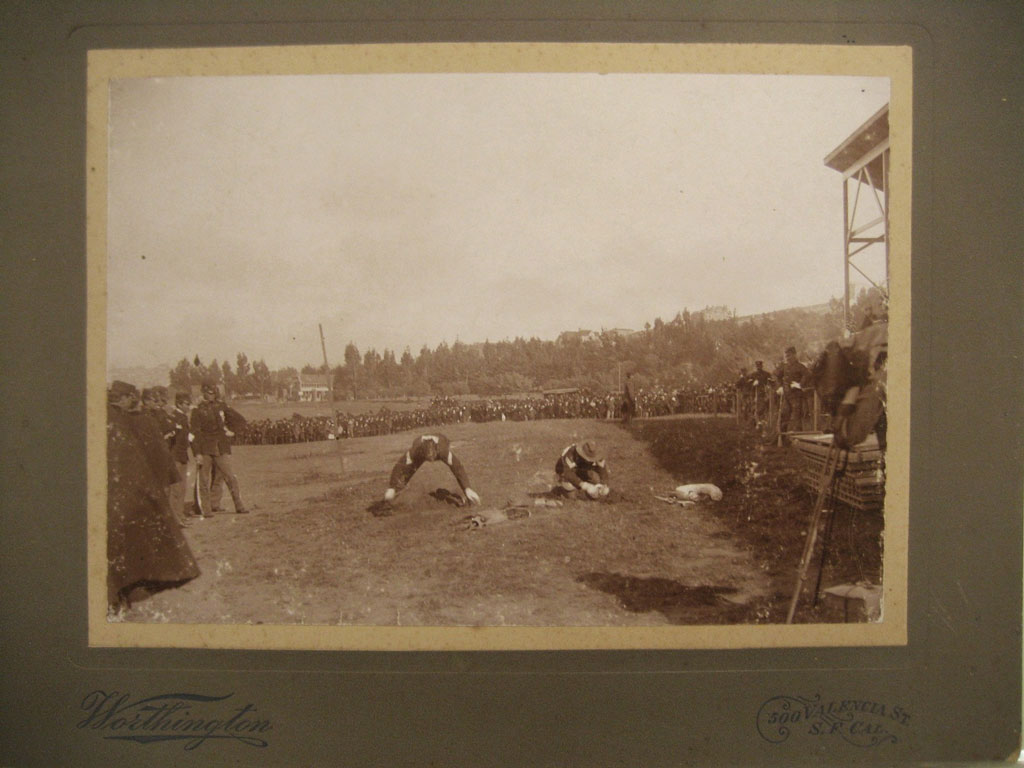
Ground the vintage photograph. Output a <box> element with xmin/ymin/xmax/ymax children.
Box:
<box><xmin>89</xmin><ymin>44</ymin><xmax>908</xmax><ymax>649</ymax></box>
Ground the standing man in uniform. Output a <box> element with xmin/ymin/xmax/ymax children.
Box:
<box><xmin>748</xmin><ymin>360</ymin><xmax>772</xmax><ymax>426</ymax></box>
<box><xmin>141</xmin><ymin>387</ymin><xmax>177</xmax><ymax>452</ymax></box>
<box><xmin>209</xmin><ymin>391</ymin><xmax>248</xmax><ymax>513</ymax></box>
<box><xmin>381</xmin><ymin>433</ymin><xmax>481</xmax><ymax>508</ymax></box>
<box><xmin>140</xmin><ymin>387</ymin><xmax>181</xmax><ymax>503</ymax></box>
<box><xmin>191</xmin><ymin>379</ymin><xmax>249</xmax><ymax>517</ymax></box>
<box><xmin>734</xmin><ymin>367</ymin><xmax>751</xmax><ymax>424</ymax></box>
<box><xmin>775</xmin><ymin>346</ymin><xmax>809</xmax><ymax>438</ymax></box>
<box><xmin>169</xmin><ymin>391</ymin><xmax>195</xmax><ymax>526</ymax></box>
<box><xmin>621</xmin><ymin>372</ymin><xmax>637</xmax><ymax>424</ymax></box>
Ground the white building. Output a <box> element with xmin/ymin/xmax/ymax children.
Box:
<box><xmin>296</xmin><ymin>373</ymin><xmax>331</xmax><ymax>402</ymax></box>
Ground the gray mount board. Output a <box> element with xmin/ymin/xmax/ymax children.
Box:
<box><xmin>2</xmin><ymin>1</ymin><xmax>1021</xmax><ymax>766</ymax></box>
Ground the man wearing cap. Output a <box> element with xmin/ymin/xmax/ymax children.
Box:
<box><xmin>381</xmin><ymin>433</ymin><xmax>481</xmax><ymax>507</ymax></box>
<box><xmin>191</xmin><ymin>380</ymin><xmax>249</xmax><ymax>516</ymax></box>
<box><xmin>555</xmin><ymin>440</ymin><xmax>610</xmax><ymax>499</ymax></box>
<box><xmin>209</xmin><ymin>391</ymin><xmax>248</xmax><ymax>513</ymax></box>
<box><xmin>144</xmin><ymin>386</ymin><xmax>176</xmax><ymax>449</ymax></box>
<box><xmin>141</xmin><ymin>386</ymin><xmax>179</xmax><ymax>469</ymax></box>
<box><xmin>108</xmin><ymin>379</ymin><xmax>139</xmax><ymax>414</ymax></box>
<box><xmin>748</xmin><ymin>360</ymin><xmax>773</xmax><ymax>425</ymax></box>
<box><xmin>775</xmin><ymin>346</ymin><xmax>810</xmax><ymax>436</ymax></box>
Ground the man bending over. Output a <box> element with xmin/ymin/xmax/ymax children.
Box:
<box><xmin>382</xmin><ymin>433</ymin><xmax>481</xmax><ymax>506</ymax></box>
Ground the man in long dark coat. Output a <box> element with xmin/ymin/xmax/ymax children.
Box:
<box><xmin>107</xmin><ymin>381</ymin><xmax>200</xmax><ymax>610</ymax></box>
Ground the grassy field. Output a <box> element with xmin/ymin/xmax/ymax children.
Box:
<box><xmin>121</xmin><ymin>416</ymin><xmax>883</xmax><ymax>628</ymax></box>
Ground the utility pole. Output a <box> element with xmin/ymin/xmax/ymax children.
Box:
<box><xmin>319</xmin><ymin>324</ymin><xmax>333</xmax><ymax>404</ymax></box>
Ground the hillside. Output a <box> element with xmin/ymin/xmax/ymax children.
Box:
<box><xmin>111</xmin><ymin>298</ymin><xmax>860</xmax><ymax>397</ymax></box>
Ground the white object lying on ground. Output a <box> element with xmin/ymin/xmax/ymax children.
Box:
<box><xmin>673</xmin><ymin>483</ymin><xmax>723</xmax><ymax>502</ymax></box>
<box><xmin>822</xmin><ymin>582</ymin><xmax>881</xmax><ymax>621</ymax></box>
<box><xmin>462</xmin><ymin>507</ymin><xmax>531</xmax><ymax>529</ymax></box>
<box><xmin>654</xmin><ymin>494</ymin><xmax>695</xmax><ymax>507</ymax></box>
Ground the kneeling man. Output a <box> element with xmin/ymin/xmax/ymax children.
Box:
<box><xmin>555</xmin><ymin>440</ymin><xmax>610</xmax><ymax>499</ymax></box>
<box><xmin>383</xmin><ymin>433</ymin><xmax>481</xmax><ymax>506</ymax></box>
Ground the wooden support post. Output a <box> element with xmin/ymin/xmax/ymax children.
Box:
<box><xmin>786</xmin><ymin>438</ymin><xmax>842</xmax><ymax>623</ymax></box>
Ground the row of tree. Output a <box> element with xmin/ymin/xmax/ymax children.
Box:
<box><xmin>168</xmin><ymin>353</ymin><xmax>296</xmax><ymax>399</ymax></box>
<box><xmin>169</xmin><ymin>291</ymin><xmax>886</xmax><ymax>400</ymax></box>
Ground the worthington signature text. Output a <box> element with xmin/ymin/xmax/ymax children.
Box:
<box><xmin>77</xmin><ymin>691</ymin><xmax>271</xmax><ymax>749</ymax></box>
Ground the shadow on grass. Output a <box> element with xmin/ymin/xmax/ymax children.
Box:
<box><xmin>578</xmin><ymin>571</ymin><xmax>748</xmax><ymax>624</ymax></box>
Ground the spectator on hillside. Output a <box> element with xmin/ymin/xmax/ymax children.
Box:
<box><xmin>381</xmin><ymin>433</ymin><xmax>481</xmax><ymax>508</ymax></box>
<box><xmin>748</xmin><ymin>360</ymin><xmax>772</xmax><ymax>424</ymax></box>
<box><xmin>734</xmin><ymin>367</ymin><xmax>750</xmax><ymax>422</ymax></box>
<box><xmin>621</xmin><ymin>372</ymin><xmax>637</xmax><ymax>424</ymax></box>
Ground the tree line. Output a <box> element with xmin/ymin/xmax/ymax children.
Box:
<box><xmin>169</xmin><ymin>291</ymin><xmax>885</xmax><ymax>400</ymax></box>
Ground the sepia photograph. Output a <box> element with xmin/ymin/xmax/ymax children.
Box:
<box><xmin>8</xmin><ymin>3</ymin><xmax>1022</xmax><ymax>763</ymax></box>
<box><xmin>88</xmin><ymin>43</ymin><xmax>910</xmax><ymax>650</ymax></box>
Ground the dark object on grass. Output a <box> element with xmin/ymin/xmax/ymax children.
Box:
<box><xmin>429</xmin><ymin>488</ymin><xmax>466</xmax><ymax>507</ymax></box>
<box><xmin>367</xmin><ymin>499</ymin><xmax>393</xmax><ymax>517</ymax></box>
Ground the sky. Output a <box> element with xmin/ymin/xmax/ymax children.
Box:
<box><xmin>106</xmin><ymin>72</ymin><xmax>889</xmax><ymax>372</ymax></box>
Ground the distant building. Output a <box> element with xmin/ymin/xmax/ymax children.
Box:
<box><xmin>605</xmin><ymin>328</ymin><xmax>636</xmax><ymax>339</ymax></box>
<box><xmin>294</xmin><ymin>373</ymin><xmax>331</xmax><ymax>402</ymax></box>
<box><xmin>557</xmin><ymin>329</ymin><xmax>601</xmax><ymax>344</ymax></box>
<box><xmin>695</xmin><ymin>305</ymin><xmax>734</xmax><ymax>322</ymax></box>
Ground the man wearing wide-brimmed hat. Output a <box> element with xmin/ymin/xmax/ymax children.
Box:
<box><xmin>555</xmin><ymin>439</ymin><xmax>610</xmax><ymax>499</ymax></box>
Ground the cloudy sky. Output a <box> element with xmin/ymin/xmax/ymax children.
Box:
<box><xmin>106</xmin><ymin>72</ymin><xmax>889</xmax><ymax>371</ymax></box>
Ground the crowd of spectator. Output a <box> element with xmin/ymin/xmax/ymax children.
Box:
<box><xmin>233</xmin><ymin>384</ymin><xmax>740</xmax><ymax>447</ymax></box>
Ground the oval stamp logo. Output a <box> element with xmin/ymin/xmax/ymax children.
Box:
<box><xmin>757</xmin><ymin>694</ymin><xmax>910</xmax><ymax>747</ymax></box>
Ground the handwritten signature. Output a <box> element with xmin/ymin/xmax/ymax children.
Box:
<box><xmin>77</xmin><ymin>691</ymin><xmax>271</xmax><ymax>750</ymax></box>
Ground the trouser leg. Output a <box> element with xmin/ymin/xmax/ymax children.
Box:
<box><xmin>792</xmin><ymin>394</ymin><xmax>804</xmax><ymax>431</ymax></box>
<box><xmin>170</xmin><ymin>460</ymin><xmax>189</xmax><ymax>524</ymax></box>
<box><xmin>388</xmin><ymin>454</ymin><xmax>421</xmax><ymax>492</ymax></box>
<box><xmin>210</xmin><ymin>462</ymin><xmax>224</xmax><ymax>510</ymax></box>
<box><xmin>212</xmin><ymin>453</ymin><xmax>244</xmax><ymax>511</ymax></box>
<box><xmin>182</xmin><ymin>460</ymin><xmax>196</xmax><ymax>514</ymax></box>
<box><xmin>197</xmin><ymin>457</ymin><xmax>213</xmax><ymax>516</ymax></box>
